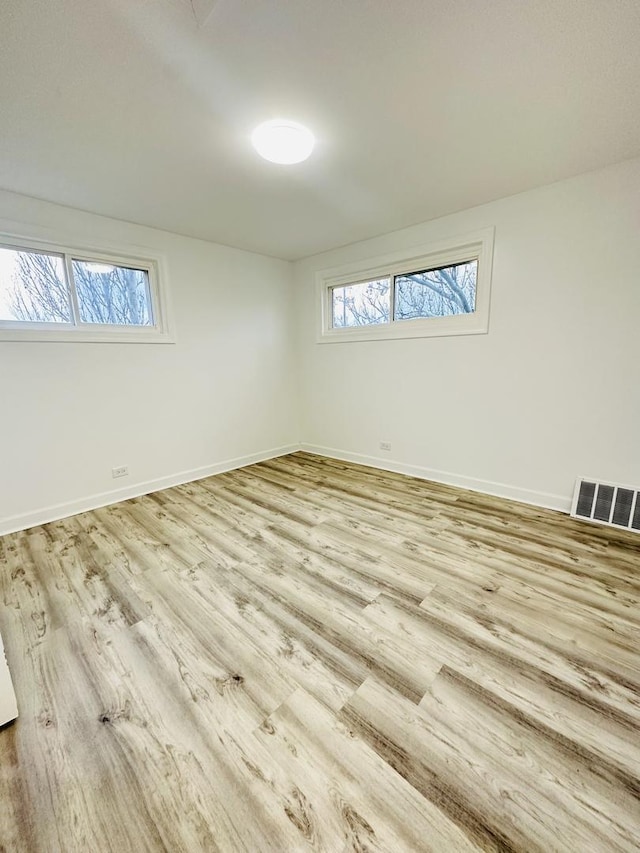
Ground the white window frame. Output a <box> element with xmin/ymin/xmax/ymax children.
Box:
<box><xmin>0</xmin><ymin>231</ymin><xmax>173</xmax><ymax>344</ymax></box>
<box><xmin>317</xmin><ymin>227</ymin><xmax>494</xmax><ymax>343</ymax></box>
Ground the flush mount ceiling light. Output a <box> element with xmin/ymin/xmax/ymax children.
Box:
<box><xmin>251</xmin><ymin>119</ymin><xmax>315</xmax><ymax>164</ymax></box>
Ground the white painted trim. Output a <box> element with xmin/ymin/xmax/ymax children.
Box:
<box><xmin>0</xmin><ymin>631</ymin><xmax>18</xmax><ymax>726</ymax></box>
<box><xmin>0</xmin><ymin>440</ymin><xmax>573</xmax><ymax>537</ymax></box>
<box><xmin>300</xmin><ymin>444</ymin><xmax>571</xmax><ymax>513</ymax></box>
<box><xmin>0</xmin><ymin>444</ymin><xmax>299</xmax><ymax>536</ymax></box>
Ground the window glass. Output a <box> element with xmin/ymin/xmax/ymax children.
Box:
<box><xmin>0</xmin><ymin>246</ymin><xmax>71</xmax><ymax>323</ymax></box>
<box><xmin>72</xmin><ymin>260</ymin><xmax>153</xmax><ymax>326</ymax></box>
<box><xmin>319</xmin><ymin>229</ymin><xmax>493</xmax><ymax>342</ymax></box>
<box><xmin>331</xmin><ymin>278</ymin><xmax>390</xmax><ymax>328</ymax></box>
<box><xmin>394</xmin><ymin>260</ymin><xmax>477</xmax><ymax>320</ymax></box>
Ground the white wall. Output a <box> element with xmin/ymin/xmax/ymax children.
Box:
<box><xmin>294</xmin><ymin>158</ymin><xmax>640</xmax><ymax>510</ymax></box>
<box><xmin>0</xmin><ymin>190</ymin><xmax>298</xmax><ymax>534</ymax></box>
<box><xmin>2</xmin><ymin>158</ymin><xmax>638</xmax><ymax>532</ymax></box>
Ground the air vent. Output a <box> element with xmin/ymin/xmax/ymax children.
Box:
<box><xmin>571</xmin><ymin>478</ymin><xmax>640</xmax><ymax>534</ymax></box>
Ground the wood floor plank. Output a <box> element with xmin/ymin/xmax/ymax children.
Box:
<box><xmin>38</xmin><ymin>516</ymin><xmax>151</xmax><ymax>632</ymax></box>
<box><xmin>342</xmin><ymin>672</ymin><xmax>640</xmax><ymax>852</ymax></box>
<box><xmin>232</xmin><ymin>558</ymin><xmax>442</xmax><ymax>703</ymax></box>
<box><xmin>413</xmin><ymin>588</ymin><xmax>640</xmax><ymax>730</ymax></box>
<box><xmin>0</xmin><ymin>531</ymin><xmax>53</xmax><ymax>650</ymax></box>
<box><xmin>255</xmin><ymin>686</ymin><xmax>479</xmax><ymax>852</ymax></box>
<box><xmin>432</xmin><ymin>523</ymin><xmax>640</xmax><ymax>622</ymax></box>
<box><xmin>139</xmin><ymin>567</ymin><xmax>299</xmax><ymax>724</ymax></box>
<box><xmin>190</xmin><ymin>559</ymin><xmax>371</xmax><ymax>702</ymax></box>
<box><xmin>2</xmin><ymin>625</ymin><xmax>168</xmax><ymax>852</ymax></box>
<box><xmin>422</xmin><ymin>668</ymin><xmax>640</xmax><ymax>849</ymax></box>
<box><xmin>185</xmin><ymin>562</ymin><xmax>358</xmax><ymax>713</ymax></box>
<box><xmin>205</xmin><ymin>469</ymin><xmax>336</xmax><ymax>529</ymax></box>
<box><xmin>90</xmin><ymin>503</ymin><xmax>200</xmax><ymax>575</ymax></box>
<box><xmin>436</xmin><ymin>576</ymin><xmax>640</xmax><ymax>678</ymax></box>
<box><xmin>241</xmin><ymin>522</ymin><xmax>384</xmax><ymax>607</ymax></box>
<box><xmin>261</xmin><ymin>516</ymin><xmax>435</xmax><ymax>605</ymax></box>
<box><xmin>364</xmin><ymin>593</ymin><xmax>640</xmax><ymax>788</ymax></box>
<box><xmin>1</xmin><ymin>452</ymin><xmax>639</xmax><ymax>851</ymax></box>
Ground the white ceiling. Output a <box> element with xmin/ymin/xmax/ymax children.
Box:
<box><xmin>1</xmin><ymin>0</ymin><xmax>640</xmax><ymax>260</ymax></box>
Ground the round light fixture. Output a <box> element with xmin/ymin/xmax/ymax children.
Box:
<box><xmin>251</xmin><ymin>119</ymin><xmax>315</xmax><ymax>164</ymax></box>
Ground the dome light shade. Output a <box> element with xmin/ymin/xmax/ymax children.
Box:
<box><xmin>251</xmin><ymin>120</ymin><xmax>315</xmax><ymax>164</ymax></box>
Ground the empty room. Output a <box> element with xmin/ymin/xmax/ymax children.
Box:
<box><xmin>1</xmin><ymin>1</ymin><xmax>639</xmax><ymax>850</ymax></box>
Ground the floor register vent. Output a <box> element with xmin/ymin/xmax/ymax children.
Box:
<box><xmin>571</xmin><ymin>478</ymin><xmax>640</xmax><ymax>533</ymax></box>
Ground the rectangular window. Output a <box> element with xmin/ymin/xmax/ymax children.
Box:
<box><xmin>317</xmin><ymin>228</ymin><xmax>494</xmax><ymax>342</ymax></box>
<box><xmin>0</xmin><ymin>235</ymin><xmax>172</xmax><ymax>343</ymax></box>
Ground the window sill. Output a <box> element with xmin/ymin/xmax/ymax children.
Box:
<box><xmin>318</xmin><ymin>314</ymin><xmax>489</xmax><ymax>343</ymax></box>
<box><xmin>0</xmin><ymin>327</ymin><xmax>175</xmax><ymax>344</ymax></box>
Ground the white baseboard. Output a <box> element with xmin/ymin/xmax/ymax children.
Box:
<box><xmin>0</xmin><ymin>444</ymin><xmax>300</xmax><ymax>537</ymax></box>
<box><xmin>0</xmin><ymin>441</ymin><xmax>572</xmax><ymax>537</ymax></box>
<box><xmin>300</xmin><ymin>444</ymin><xmax>571</xmax><ymax>513</ymax></box>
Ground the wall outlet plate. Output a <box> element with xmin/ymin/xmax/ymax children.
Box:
<box><xmin>379</xmin><ymin>441</ymin><xmax>392</xmax><ymax>452</ymax></box>
<box><xmin>112</xmin><ymin>466</ymin><xmax>129</xmax><ymax>479</ymax></box>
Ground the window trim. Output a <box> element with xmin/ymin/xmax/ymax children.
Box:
<box><xmin>316</xmin><ymin>228</ymin><xmax>494</xmax><ymax>343</ymax></box>
<box><xmin>0</xmin><ymin>231</ymin><xmax>174</xmax><ymax>343</ymax></box>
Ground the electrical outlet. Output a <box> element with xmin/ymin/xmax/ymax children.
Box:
<box><xmin>112</xmin><ymin>466</ymin><xmax>129</xmax><ymax>479</ymax></box>
<box><xmin>379</xmin><ymin>441</ymin><xmax>392</xmax><ymax>452</ymax></box>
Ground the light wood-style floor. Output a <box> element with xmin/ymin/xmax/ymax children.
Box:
<box><xmin>1</xmin><ymin>452</ymin><xmax>639</xmax><ymax>852</ymax></box>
